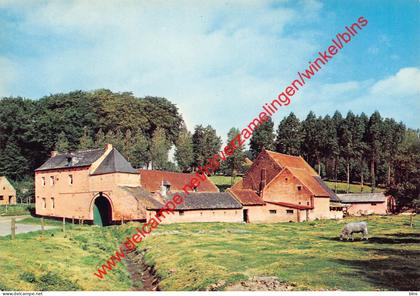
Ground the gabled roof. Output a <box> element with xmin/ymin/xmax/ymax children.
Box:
<box><xmin>147</xmin><ymin>192</ymin><xmax>242</xmax><ymax>210</ymax></box>
<box><xmin>92</xmin><ymin>148</ymin><xmax>137</xmax><ymax>175</ymax></box>
<box><xmin>286</xmin><ymin>167</ymin><xmax>330</xmax><ymax>197</ymax></box>
<box><xmin>119</xmin><ymin>186</ymin><xmax>163</xmax><ymax>208</ymax></box>
<box><xmin>139</xmin><ymin>170</ymin><xmax>219</xmax><ymax>193</ymax></box>
<box><xmin>228</xmin><ymin>180</ymin><xmax>265</xmax><ymax>206</ymax></box>
<box><xmin>0</xmin><ymin>176</ymin><xmax>15</xmax><ymax>191</ymax></box>
<box><xmin>337</xmin><ymin>193</ymin><xmax>388</xmax><ymax>203</ymax></box>
<box><xmin>36</xmin><ymin>148</ymin><xmax>105</xmax><ymax>171</ymax></box>
<box><xmin>266</xmin><ymin>150</ymin><xmax>318</xmax><ymax>176</ymax></box>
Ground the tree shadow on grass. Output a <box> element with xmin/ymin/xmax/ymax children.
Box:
<box><xmin>321</xmin><ymin>233</ymin><xmax>420</xmax><ymax>290</ymax></box>
<box><xmin>333</xmin><ymin>248</ymin><xmax>420</xmax><ymax>290</ymax></box>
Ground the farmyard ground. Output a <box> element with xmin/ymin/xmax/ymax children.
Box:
<box><xmin>0</xmin><ymin>215</ymin><xmax>418</xmax><ymax>291</ymax></box>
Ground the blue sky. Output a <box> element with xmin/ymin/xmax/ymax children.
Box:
<box><xmin>0</xmin><ymin>0</ymin><xmax>419</xmax><ymax>141</ymax></box>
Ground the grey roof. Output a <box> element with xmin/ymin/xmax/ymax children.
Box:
<box><xmin>147</xmin><ymin>192</ymin><xmax>242</xmax><ymax>210</ymax></box>
<box><xmin>92</xmin><ymin>148</ymin><xmax>137</xmax><ymax>175</ymax></box>
<box><xmin>337</xmin><ymin>192</ymin><xmax>387</xmax><ymax>203</ymax></box>
<box><xmin>313</xmin><ymin>176</ymin><xmax>340</xmax><ymax>201</ymax></box>
<box><xmin>36</xmin><ymin>148</ymin><xmax>105</xmax><ymax>171</ymax></box>
<box><xmin>119</xmin><ymin>186</ymin><xmax>163</xmax><ymax>208</ymax></box>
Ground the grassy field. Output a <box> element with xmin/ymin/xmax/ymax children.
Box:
<box><xmin>0</xmin><ymin>221</ymin><xmax>131</xmax><ymax>291</ymax></box>
<box><xmin>209</xmin><ymin>175</ymin><xmax>382</xmax><ymax>194</ymax></box>
<box><xmin>1</xmin><ymin>215</ymin><xmax>418</xmax><ymax>291</ymax></box>
<box><xmin>122</xmin><ymin>215</ymin><xmax>419</xmax><ymax>291</ymax></box>
<box><xmin>0</xmin><ymin>204</ymin><xmax>34</xmax><ymax>216</ymax></box>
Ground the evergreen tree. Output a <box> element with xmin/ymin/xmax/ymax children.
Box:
<box><xmin>175</xmin><ymin>126</ymin><xmax>194</xmax><ymax>172</ymax></box>
<box><xmin>192</xmin><ymin>125</ymin><xmax>222</xmax><ymax>169</ymax></box>
<box><xmin>322</xmin><ymin>115</ymin><xmax>339</xmax><ymax>183</ymax></box>
<box><xmin>55</xmin><ymin>131</ymin><xmax>70</xmax><ymax>153</ymax></box>
<box><xmin>223</xmin><ymin>127</ymin><xmax>245</xmax><ymax>181</ymax></box>
<box><xmin>249</xmin><ymin>118</ymin><xmax>275</xmax><ymax>159</ymax></box>
<box><xmin>150</xmin><ymin>128</ymin><xmax>170</xmax><ymax>170</ymax></box>
<box><xmin>302</xmin><ymin>112</ymin><xmax>325</xmax><ymax>174</ymax></box>
<box><xmin>275</xmin><ymin>112</ymin><xmax>303</xmax><ymax>155</ymax></box>
<box><xmin>331</xmin><ymin>111</ymin><xmax>343</xmax><ymax>188</ymax></box>
<box><xmin>78</xmin><ymin>127</ymin><xmax>95</xmax><ymax>150</ymax></box>
<box><xmin>366</xmin><ymin>111</ymin><xmax>383</xmax><ymax>192</ymax></box>
<box><xmin>338</xmin><ymin>112</ymin><xmax>356</xmax><ymax>193</ymax></box>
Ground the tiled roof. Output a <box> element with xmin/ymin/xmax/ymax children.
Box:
<box><xmin>92</xmin><ymin>148</ymin><xmax>137</xmax><ymax>175</ymax></box>
<box><xmin>119</xmin><ymin>186</ymin><xmax>163</xmax><ymax>208</ymax></box>
<box><xmin>286</xmin><ymin>167</ymin><xmax>330</xmax><ymax>197</ymax></box>
<box><xmin>266</xmin><ymin>201</ymin><xmax>313</xmax><ymax>210</ymax></box>
<box><xmin>139</xmin><ymin>170</ymin><xmax>219</xmax><ymax>193</ymax></box>
<box><xmin>313</xmin><ymin>176</ymin><xmax>340</xmax><ymax>201</ymax></box>
<box><xmin>36</xmin><ymin>148</ymin><xmax>105</xmax><ymax>171</ymax></box>
<box><xmin>337</xmin><ymin>193</ymin><xmax>388</xmax><ymax>203</ymax></box>
<box><xmin>147</xmin><ymin>192</ymin><xmax>242</xmax><ymax>210</ymax></box>
<box><xmin>228</xmin><ymin>180</ymin><xmax>265</xmax><ymax>205</ymax></box>
<box><xmin>266</xmin><ymin>150</ymin><xmax>318</xmax><ymax>175</ymax></box>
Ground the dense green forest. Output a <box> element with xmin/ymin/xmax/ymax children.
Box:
<box><xmin>0</xmin><ymin>90</ymin><xmax>418</xmax><ymax>210</ymax></box>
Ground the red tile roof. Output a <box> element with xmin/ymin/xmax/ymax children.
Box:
<box><xmin>228</xmin><ymin>180</ymin><xmax>265</xmax><ymax>205</ymax></box>
<box><xmin>266</xmin><ymin>201</ymin><xmax>313</xmax><ymax>210</ymax></box>
<box><xmin>139</xmin><ymin>170</ymin><xmax>219</xmax><ymax>193</ymax></box>
<box><xmin>266</xmin><ymin>150</ymin><xmax>318</xmax><ymax>176</ymax></box>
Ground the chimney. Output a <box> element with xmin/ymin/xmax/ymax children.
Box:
<box><xmin>105</xmin><ymin>143</ymin><xmax>113</xmax><ymax>151</ymax></box>
<box><xmin>259</xmin><ymin>168</ymin><xmax>267</xmax><ymax>196</ymax></box>
<box><xmin>51</xmin><ymin>151</ymin><xmax>58</xmax><ymax>157</ymax></box>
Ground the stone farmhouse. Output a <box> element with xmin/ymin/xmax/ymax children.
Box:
<box><xmin>227</xmin><ymin>149</ymin><xmax>343</xmax><ymax>223</ymax></box>
<box><xmin>35</xmin><ymin>144</ymin><xmax>161</xmax><ymax>226</ymax></box>
<box><xmin>0</xmin><ymin>176</ymin><xmax>16</xmax><ymax>205</ymax></box>
<box><xmin>35</xmin><ymin>144</ymin><xmax>345</xmax><ymax>226</ymax></box>
<box><xmin>337</xmin><ymin>193</ymin><xmax>396</xmax><ymax>216</ymax></box>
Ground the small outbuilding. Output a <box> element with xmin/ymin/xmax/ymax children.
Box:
<box><xmin>0</xmin><ymin>176</ymin><xmax>16</xmax><ymax>205</ymax></box>
<box><xmin>337</xmin><ymin>192</ymin><xmax>396</xmax><ymax>216</ymax></box>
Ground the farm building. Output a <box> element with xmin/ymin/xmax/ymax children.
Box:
<box><xmin>337</xmin><ymin>193</ymin><xmax>395</xmax><ymax>216</ymax></box>
<box><xmin>0</xmin><ymin>176</ymin><xmax>16</xmax><ymax>205</ymax></box>
<box><xmin>147</xmin><ymin>192</ymin><xmax>243</xmax><ymax>223</ymax></box>
<box><xmin>139</xmin><ymin>169</ymin><xmax>219</xmax><ymax>195</ymax></box>
<box><xmin>35</xmin><ymin>144</ymin><xmax>161</xmax><ymax>225</ymax></box>
<box><xmin>228</xmin><ymin>149</ymin><xmax>343</xmax><ymax>223</ymax></box>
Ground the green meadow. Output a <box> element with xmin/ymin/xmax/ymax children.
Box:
<box><xmin>0</xmin><ymin>215</ymin><xmax>418</xmax><ymax>291</ymax></box>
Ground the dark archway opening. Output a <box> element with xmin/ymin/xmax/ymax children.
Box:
<box><xmin>93</xmin><ymin>194</ymin><xmax>112</xmax><ymax>226</ymax></box>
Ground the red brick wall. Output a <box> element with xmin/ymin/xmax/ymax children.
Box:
<box><xmin>243</xmin><ymin>150</ymin><xmax>282</xmax><ymax>192</ymax></box>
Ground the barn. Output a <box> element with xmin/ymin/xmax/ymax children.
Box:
<box><xmin>337</xmin><ymin>193</ymin><xmax>396</xmax><ymax>216</ymax></box>
<box><xmin>0</xmin><ymin>176</ymin><xmax>16</xmax><ymax>205</ymax></box>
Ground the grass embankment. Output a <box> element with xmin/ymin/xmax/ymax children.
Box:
<box><xmin>0</xmin><ymin>204</ymin><xmax>34</xmax><ymax>216</ymax></box>
<box><xmin>210</xmin><ymin>175</ymin><xmax>382</xmax><ymax>194</ymax></box>
<box><xmin>125</xmin><ymin>215</ymin><xmax>419</xmax><ymax>291</ymax></box>
<box><xmin>0</xmin><ymin>219</ymin><xmax>131</xmax><ymax>291</ymax></box>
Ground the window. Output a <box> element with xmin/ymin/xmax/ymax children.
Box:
<box><xmin>307</xmin><ymin>202</ymin><xmax>310</xmax><ymax>206</ymax></box>
<box><xmin>285</xmin><ymin>177</ymin><xmax>288</xmax><ymax>182</ymax></box>
<box><xmin>286</xmin><ymin>209</ymin><xmax>294</xmax><ymax>214</ymax></box>
<box><xmin>0</xmin><ymin>195</ymin><xmax>3</xmax><ymax>200</ymax></box>
<box><xmin>42</xmin><ymin>198</ymin><xmax>46</xmax><ymax>209</ymax></box>
<box><xmin>298</xmin><ymin>202</ymin><xmax>301</xmax><ymax>205</ymax></box>
<box><xmin>50</xmin><ymin>176</ymin><xmax>55</xmax><ymax>186</ymax></box>
<box><xmin>297</xmin><ymin>185</ymin><xmax>302</xmax><ymax>191</ymax></box>
<box><xmin>371</xmin><ymin>203</ymin><xmax>377</xmax><ymax>206</ymax></box>
<box><xmin>69</xmin><ymin>175</ymin><xmax>73</xmax><ymax>185</ymax></box>
<box><xmin>200</xmin><ymin>212</ymin><xmax>203</xmax><ymax>216</ymax></box>
<box><xmin>42</xmin><ymin>177</ymin><xmax>46</xmax><ymax>186</ymax></box>
<box><xmin>269</xmin><ymin>210</ymin><xmax>277</xmax><ymax>214</ymax></box>
<box><xmin>51</xmin><ymin>197</ymin><xmax>55</xmax><ymax>209</ymax></box>
<box><xmin>179</xmin><ymin>211</ymin><xmax>184</xmax><ymax>216</ymax></box>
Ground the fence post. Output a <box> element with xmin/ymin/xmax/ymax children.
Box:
<box><xmin>410</xmin><ymin>214</ymin><xmax>414</xmax><ymax>228</ymax></box>
<box><xmin>72</xmin><ymin>216</ymin><xmax>74</xmax><ymax>224</ymax></box>
<box><xmin>62</xmin><ymin>217</ymin><xmax>66</xmax><ymax>234</ymax></box>
<box><xmin>41</xmin><ymin>217</ymin><xmax>45</xmax><ymax>236</ymax></box>
<box><xmin>11</xmin><ymin>218</ymin><xmax>16</xmax><ymax>240</ymax></box>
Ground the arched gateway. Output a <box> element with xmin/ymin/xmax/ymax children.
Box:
<box><xmin>93</xmin><ymin>194</ymin><xmax>112</xmax><ymax>226</ymax></box>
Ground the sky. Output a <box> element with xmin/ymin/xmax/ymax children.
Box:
<box><xmin>0</xmin><ymin>0</ymin><xmax>419</xmax><ymax>142</ymax></box>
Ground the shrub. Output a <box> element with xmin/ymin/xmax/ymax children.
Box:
<box><xmin>36</xmin><ymin>272</ymin><xmax>81</xmax><ymax>291</ymax></box>
<box><xmin>20</xmin><ymin>271</ymin><xmax>37</xmax><ymax>283</ymax></box>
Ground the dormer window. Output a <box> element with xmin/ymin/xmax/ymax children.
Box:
<box><xmin>161</xmin><ymin>180</ymin><xmax>171</xmax><ymax>196</ymax></box>
<box><xmin>66</xmin><ymin>156</ymin><xmax>72</xmax><ymax>167</ymax></box>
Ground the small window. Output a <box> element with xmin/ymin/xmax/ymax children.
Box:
<box><xmin>371</xmin><ymin>203</ymin><xmax>377</xmax><ymax>206</ymax></box>
<box><xmin>50</xmin><ymin>176</ymin><xmax>55</xmax><ymax>186</ymax></box>
<box><xmin>69</xmin><ymin>175</ymin><xmax>73</xmax><ymax>185</ymax></box>
<box><xmin>42</xmin><ymin>177</ymin><xmax>46</xmax><ymax>186</ymax></box>
<box><xmin>212</xmin><ymin>211</ymin><xmax>215</xmax><ymax>215</ymax></box>
<box><xmin>298</xmin><ymin>202</ymin><xmax>301</xmax><ymax>205</ymax></box>
<box><xmin>179</xmin><ymin>211</ymin><xmax>184</xmax><ymax>216</ymax></box>
<box><xmin>200</xmin><ymin>212</ymin><xmax>203</xmax><ymax>216</ymax></box>
<box><xmin>307</xmin><ymin>202</ymin><xmax>310</xmax><ymax>206</ymax></box>
<box><xmin>286</xmin><ymin>209</ymin><xmax>294</xmax><ymax>214</ymax></box>
<box><xmin>0</xmin><ymin>195</ymin><xmax>3</xmax><ymax>200</ymax></box>
<box><xmin>224</xmin><ymin>211</ymin><xmax>226</xmax><ymax>215</ymax></box>
<box><xmin>51</xmin><ymin>197</ymin><xmax>55</xmax><ymax>209</ymax></box>
<box><xmin>297</xmin><ymin>185</ymin><xmax>302</xmax><ymax>191</ymax></box>
<box><xmin>285</xmin><ymin>177</ymin><xmax>288</xmax><ymax>182</ymax></box>
<box><xmin>42</xmin><ymin>198</ymin><xmax>46</xmax><ymax>209</ymax></box>
<box><xmin>269</xmin><ymin>210</ymin><xmax>277</xmax><ymax>214</ymax></box>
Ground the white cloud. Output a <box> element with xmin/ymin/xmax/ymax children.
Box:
<box><xmin>370</xmin><ymin>67</ymin><xmax>420</xmax><ymax>97</ymax></box>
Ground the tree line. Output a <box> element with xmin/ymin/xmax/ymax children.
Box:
<box><xmin>0</xmin><ymin>90</ymin><xmax>418</xmax><ymax>210</ymax></box>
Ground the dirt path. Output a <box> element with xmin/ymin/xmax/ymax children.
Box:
<box><xmin>122</xmin><ymin>245</ymin><xmax>160</xmax><ymax>291</ymax></box>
